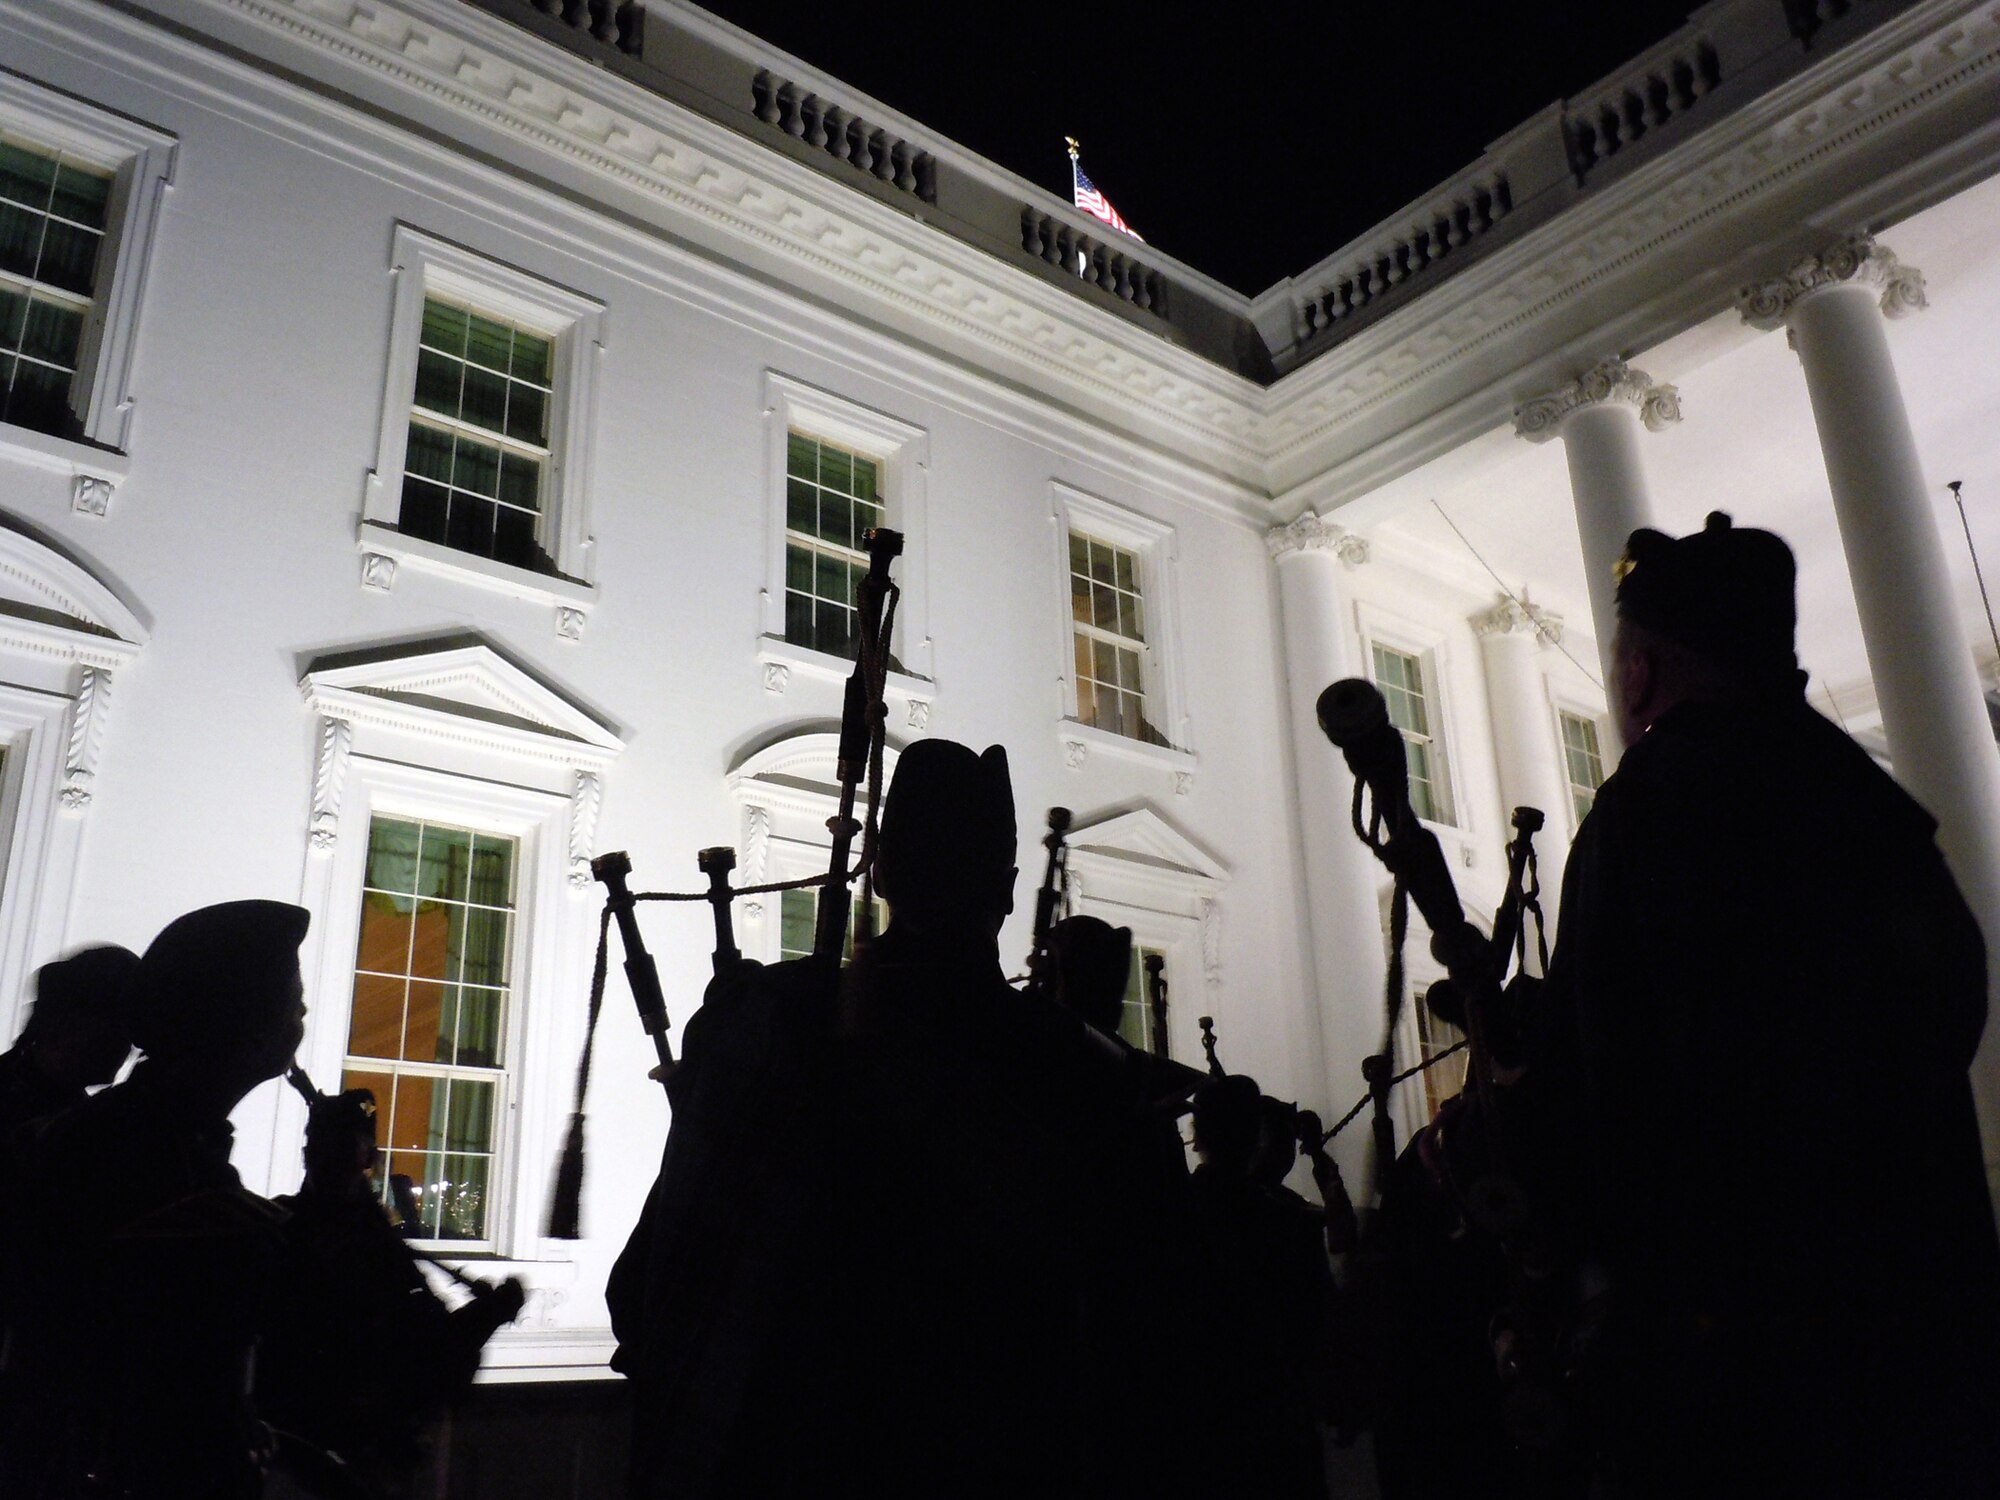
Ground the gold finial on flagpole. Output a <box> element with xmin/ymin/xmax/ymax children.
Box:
<box><xmin>1064</xmin><ymin>136</ymin><xmax>1081</xmax><ymax>162</ymax></box>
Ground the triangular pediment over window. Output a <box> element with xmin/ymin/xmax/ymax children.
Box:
<box><xmin>1068</xmin><ymin>807</ymin><xmax>1228</xmax><ymax>884</ymax></box>
<box><xmin>300</xmin><ymin>638</ymin><xmax>623</xmax><ymax>769</ymax></box>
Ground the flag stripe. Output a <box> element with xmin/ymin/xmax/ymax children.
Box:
<box><xmin>1071</xmin><ymin>162</ymin><xmax>1143</xmax><ymax>242</ymax></box>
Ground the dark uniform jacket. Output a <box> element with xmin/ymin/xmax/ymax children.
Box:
<box><xmin>1531</xmin><ymin>694</ymin><xmax>2000</xmax><ymax>1497</ymax></box>
<box><xmin>2</xmin><ymin>1062</ymin><xmax>286</xmax><ymax>1500</ymax></box>
<box><xmin>609</xmin><ymin>925</ymin><xmax>1197</xmax><ymax>1500</ymax></box>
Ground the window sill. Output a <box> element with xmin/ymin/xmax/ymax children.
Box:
<box><xmin>0</xmin><ymin>420</ymin><xmax>126</xmax><ymax>490</ymax></box>
<box><xmin>1058</xmin><ymin>719</ymin><xmax>1197</xmax><ymax>781</ymax></box>
<box><xmin>358</xmin><ymin>521</ymin><xmax>597</xmax><ymax>627</ymax></box>
<box><xmin>756</xmin><ymin>636</ymin><xmax>935</xmax><ymax>726</ymax></box>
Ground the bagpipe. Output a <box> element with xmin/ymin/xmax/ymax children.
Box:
<box><xmin>543</xmin><ymin>527</ymin><xmax>904</xmax><ymax>1239</ymax></box>
<box><xmin>1313</xmin><ymin>677</ymin><xmax>1577</xmax><ymax>1452</ymax></box>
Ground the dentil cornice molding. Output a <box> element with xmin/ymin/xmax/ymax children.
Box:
<box><xmin>1736</xmin><ymin>233</ymin><xmax>1929</xmax><ymax>331</ymax></box>
<box><xmin>1472</xmin><ymin>595</ymin><xmax>1564</xmax><ymax>645</ymax></box>
<box><xmin>1512</xmin><ymin>358</ymin><xmax>1682</xmax><ymax>444</ymax></box>
<box><xmin>188</xmin><ymin>0</ymin><xmax>1267</xmax><ymax>466</ymax></box>
<box><xmin>1264</xmin><ymin>512</ymin><xmax>1370</xmax><ymax>565</ymax></box>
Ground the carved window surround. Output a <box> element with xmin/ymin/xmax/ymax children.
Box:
<box><xmin>0</xmin><ymin>521</ymin><xmax>147</xmax><ymax>1043</ymax></box>
<box><xmin>0</xmin><ymin>70</ymin><xmax>175</xmax><ymax>473</ymax></box>
<box><xmin>360</xmin><ymin>227</ymin><xmax>604</xmax><ymax>638</ymax></box>
<box><xmin>1063</xmin><ymin>807</ymin><xmax>1229</xmax><ymax>1061</ymax></box>
<box><xmin>286</xmin><ymin>640</ymin><xmax>624</xmax><ymax>1274</ymax></box>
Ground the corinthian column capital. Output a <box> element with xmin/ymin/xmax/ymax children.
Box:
<box><xmin>1265</xmin><ymin>511</ymin><xmax>1369</xmax><ymax>566</ymax></box>
<box><xmin>1472</xmin><ymin>594</ymin><xmax>1564</xmax><ymax>646</ymax></box>
<box><xmin>1513</xmin><ymin>358</ymin><xmax>1682</xmax><ymax>444</ymax></box>
<box><xmin>1737</xmin><ymin>233</ymin><xmax>1928</xmax><ymax>332</ymax></box>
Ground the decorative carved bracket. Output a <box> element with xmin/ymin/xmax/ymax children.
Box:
<box><xmin>907</xmin><ymin>699</ymin><xmax>931</xmax><ymax>732</ymax></box>
<box><xmin>60</xmin><ymin>667</ymin><xmax>113</xmax><ymax>812</ymax></box>
<box><xmin>763</xmin><ymin>662</ymin><xmax>790</xmax><ymax>694</ymax></box>
<box><xmin>568</xmin><ymin>770</ymin><xmax>603</xmax><ymax>888</ymax></box>
<box><xmin>72</xmin><ymin>474</ymin><xmax>116</xmax><ymax>518</ymax></box>
<box><xmin>1063</xmin><ymin>737</ymin><xmax>1088</xmax><ymax>771</ymax></box>
<box><xmin>1514</xmin><ymin>357</ymin><xmax>1682</xmax><ymax>443</ymax></box>
<box><xmin>1200</xmin><ymin>896</ymin><xmax>1221</xmax><ymax>989</ymax></box>
<box><xmin>740</xmin><ymin>802</ymin><xmax>772</xmax><ymax>919</ymax></box>
<box><xmin>307</xmin><ymin>716</ymin><xmax>354</xmax><ymax>851</ymax></box>
<box><xmin>360</xmin><ymin>552</ymin><xmax>398</xmax><ymax>591</ymax></box>
<box><xmin>555</xmin><ymin>606</ymin><xmax>587</xmax><ymax>642</ymax></box>
<box><xmin>1472</xmin><ymin>594</ymin><xmax>1564</xmax><ymax>646</ymax></box>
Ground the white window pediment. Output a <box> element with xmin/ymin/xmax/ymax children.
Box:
<box><xmin>1067</xmin><ymin>806</ymin><xmax>1227</xmax><ymax>913</ymax></box>
<box><xmin>0</xmin><ymin>524</ymin><xmax>146</xmax><ymax>672</ymax></box>
<box><xmin>300</xmin><ymin>639</ymin><xmax>622</xmax><ymax>773</ymax></box>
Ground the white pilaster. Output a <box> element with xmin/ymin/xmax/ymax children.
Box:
<box><xmin>1515</xmin><ymin>358</ymin><xmax>1682</xmax><ymax>710</ymax></box>
<box><xmin>1472</xmin><ymin>596</ymin><xmax>1572</xmax><ymax>928</ymax></box>
<box><xmin>1741</xmin><ymin>234</ymin><xmax>2000</xmax><ymax>1196</ymax></box>
<box><xmin>1267</xmin><ymin>512</ymin><xmax>1385</xmax><ymax>1178</ymax></box>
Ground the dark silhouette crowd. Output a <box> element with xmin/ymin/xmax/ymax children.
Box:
<box><xmin>2</xmin><ymin>512</ymin><xmax>2000</xmax><ymax>1499</ymax></box>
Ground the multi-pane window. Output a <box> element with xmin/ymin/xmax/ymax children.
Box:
<box><xmin>401</xmin><ymin>297</ymin><xmax>556</xmax><ymax>574</ymax></box>
<box><xmin>1559</xmin><ymin>710</ymin><xmax>1606</xmax><ymax>825</ymax></box>
<box><xmin>785</xmin><ymin>432</ymin><xmax>885</xmax><ymax>660</ymax></box>
<box><xmin>1414</xmin><ymin>985</ymin><xmax>1470</xmax><ymax>1120</ymax></box>
<box><xmin>777</xmin><ymin>885</ymin><xmax>885</xmax><ymax>964</ymax></box>
<box><xmin>342</xmin><ymin>816</ymin><xmax>516</xmax><ymax>1243</ymax></box>
<box><xmin>1070</xmin><ymin>531</ymin><xmax>1166</xmax><ymax>745</ymax></box>
<box><xmin>1371</xmin><ymin>643</ymin><xmax>1453</xmax><ymax>826</ymax></box>
<box><xmin>0</xmin><ymin>136</ymin><xmax>111</xmax><ymax>437</ymax></box>
<box><xmin>1116</xmin><ymin>945</ymin><xmax>1170</xmax><ymax>1055</ymax></box>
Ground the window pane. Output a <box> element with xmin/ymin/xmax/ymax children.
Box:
<box><xmin>0</xmin><ymin>203</ymin><xmax>40</xmax><ymax>281</ymax></box>
<box><xmin>497</xmin><ymin>452</ymin><xmax>540</xmax><ymax>511</ymax></box>
<box><xmin>821</xmin><ymin>490</ymin><xmax>853</xmax><ymax>550</ymax></box>
<box><xmin>851</xmin><ymin>457</ymin><xmax>879</xmax><ymax>504</ymax></box>
<box><xmin>443</xmin><ymin>1079</ymin><xmax>496</xmax><ymax>1154</ymax></box>
<box><xmin>400</xmin><ymin>479</ymin><xmax>448</xmax><ymax>544</ymax></box>
<box><xmin>779</xmin><ymin>888</ymin><xmax>814</xmax><ymax>961</ymax></box>
<box><xmin>355</xmin><ymin>892</ymin><xmax>416</xmax><ymax>976</ymax></box>
<box><xmin>510</xmin><ymin>329</ymin><xmax>551</xmax><ymax>386</ymax></box>
<box><xmin>818</xmin><ymin>444</ymin><xmax>854</xmax><ymax>497</ymax></box>
<box><xmin>456</xmin><ymin>988</ymin><xmax>503</xmax><ymax>1068</ymax></box>
<box><xmin>403</xmin><ymin>980</ymin><xmax>449</xmax><ymax>1063</ymax></box>
<box><xmin>436</xmin><ymin>1155</ymin><xmax>489</xmax><ymax>1241</ymax></box>
<box><xmin>404</xmin><ymin>422</ymin><xmax>454</xmax><ymax>482</ymax></box>
<box><xmin>814</xmin><ymin>550</ymin><xmax>851</xmax><ymax>609</ymax></box>
<box><xmin>49</xmin><ymin>163</ymin><xmax>111</xmax><ymax>229</ymax></box>
<box><xmin>450</xmin><ymin>438</ymin><xmax>499</xmax><ymax>498</ymax></box>
<box><xmin>345</xmin><ymin>972</ymin><xmax>406</xmax><ymax>1060</ymax></box>
<box><xmin>366</xmin><ymin>819</ymin><xmax>422</xmax><ymax>893</ymax></box>
<box><xmin>460</xmin><ymin>365</ymin><xmax>507</xmax><ymax>433</ymax></box>
<box><xmin>504</xmin><ymin>381</ymin><xmax>547</xmax><ymax>445</ymax></box>
<box><xmin>35</xmin><ymin>220</ymin><xmax>99</xmax><ymax>296</ymax></box>
<box><xmin>786</xmin><ymin>431</ymin><xmax>816</xmax><ymax>482</ymax></box>
<box><xmin>0</xmin><ymin>141</ymin><xmax>56</xmax><ymax>211</ymax></box>
<box><xmin>413</xmin><ymin>348</ymin><xmax>461</xmax><ymax>416</ymax></box>
<box><xmin>421</xmin><ymin>298</ymin><xmax>468</xmax><ymax>355</ymax></box>
<box><xmin>385</xmin><ymin>1074</ymin><xmax>438</xmax><ymax>1152</ymax></box>
<box><xmin>447</xmin><ymin>499</ymin><xmax>497</xmax><ymax>560</ymax></box>
<box><xmin>784</xmin><ymin>590</ymin><xmax>813</xmax><ymax>646</ymax></box>
<box><xmin>20</xmin><ymin>299</ymin><xmax>81</xmax><ymax>366</ymax></box>
<box><xmin>0</xmin><ymin>285</ymin><xmax>26</xmax><ymax>347</ymax></box>
<box><xmin>785</xmin><ymin>478</ymin><xmax>816</xmax><ymax>535</ymax></box>
<box><xmin>456</xmin><ymin>907</ymin><xmax>511</xmax><ymax>989</ymax></box>
<box><xmin>464</xmin><ymin>313</ymin><xmax>512</xmax><ymax>373</ymax></box>
<box><xmin>417</xmin><ymin>824</ymin><xmax>471</xmax><ymax>901</ymax></box>
<box><xmin>3</xmin><ymin>358</ymin><xmax>68</xmax><ymax>434</ymax></box>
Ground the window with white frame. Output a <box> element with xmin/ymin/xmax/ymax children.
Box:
<box><xmin>1371</xmin><ymin>642</ymin><xmax>1454</xmax><ymax>826</ymax></box>
<box><xmin>1558</xmin><ymin>709</ymin><xmax>1606</xmax><ymax>825</ymax></box>
<box><xmin>0</xmin><ymin>79</ymin><xmax>173</xmax><ymax>457</ymax></box>
<box><xmin>361</xmin><ymin>228</ymin><xmax>602</xmax><ymax>607</ymax></box>
<box><xmin>776</xmin><ymin>885</ymin><xmax>885</xmax><ymax>963</ymax></box>
<box><xmin>784</xmin><ymin>432</ymin><xmax>886</xmax><ymax>661</ymax></box>
<box><xmin>341</xmin><ymin>815</ymin><xmax>516</xmax><ymax>1242</ymax></box>
<box><xmin>761</xmin><ymin>374</ymin><xmax>929</xmax><ymax>686</ymax></box>
<box><xmin>1412</xmin><ymin>983</ymin><xmax>1470</xmax><ymax>1121</ymax></box>
<box><xmin>294</xmin><ymin>642</ymin><xmax>622</xmax><ymax>1269</ymax></box>
<box><xmin>1069</xmin><ymin>530</ymin><xmax>1167</xmax><ymax>746</ymax></box>
<box><xmin>1052</xmin><ymin>485</ymin><xmax>1188</xmax><ymax>762</ymax></box>
<box><xmin>1116</xmin><ymin>944</ymin><xmax>1172</xmax><ymax>1055</ymax></box>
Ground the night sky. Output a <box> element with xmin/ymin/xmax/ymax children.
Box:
<box><xmin>698</xmin><ymin>0</ymin><xmax>1703</xmax><ymax>294</ymax></box>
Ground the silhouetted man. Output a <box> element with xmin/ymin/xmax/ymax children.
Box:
<box><xmin>262</xmin><ymin>1086</ymin><xmax>523</xmax><ymax>1498</ymax></box>
<box><xmin>1533</xmin><ymin>513</ymin><xmax>2000</xmax><ymax>1497</ymax></box>
<box><xmin>0</xmin><ymin>945</ymin><xmax>141</xmax><ymax>1138</ymax></box>
<box><xmin>610</xmin><ymin>740</ymin><xmax>1196</xmax><ymax>1499</ymax></box>
<box><xmin>1</xmin><ymin>900</ymin><xmax>310</xmax><ymax>1500</ymax></box>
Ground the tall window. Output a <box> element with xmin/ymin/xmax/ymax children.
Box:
<box><xmin>1414</xmin><ymin>985</ymin><xmax>1470</xmax><ymax>1120</ymax></box>
<box><xmin>342</xmin><ymin>816</ymin><xmax>516</xmax><ymax>1243</ymax></box>
<box><xmin>1371</xmin><ymin>643</ymin><xmax>1453</xmax><ymax>826</ymax></box>
<box><xmin>0</xmin><ymin>136</ymin><xmax>111</xmax><ymax>438</ymax></box>
<box><xmin>777</xmin><ymin>885</ymin><xmax>884</xmax><ymax>963</ymax></box>
<box><xmin>1070</xmin><ymin>530</ymin><xmax>1165</xmax><ymax>745</ymax></box>
<box><xmin>1559</xmin><ymin>710</ymin><xmax>1606</xmax><ymax>824</ymax></box>
<box><xmin>1117</xmin><ymin>945</ymin><xmax>1171</xmax><ymax>1055</ymax></box>
<box><xmin>785</xmin><ymin>432</ymin><xmax>885</xmax><ymax>660</ymax></box>
<box><xmin>400</xmin><ymin>297</ymin><xmax>555</xmax><ymax>574</ymax></box>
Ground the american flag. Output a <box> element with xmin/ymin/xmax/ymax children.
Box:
<box><xmin>1069</xmin><ymin>143</ymin><xmax>1143</xmax><ymax>242</ymax></box>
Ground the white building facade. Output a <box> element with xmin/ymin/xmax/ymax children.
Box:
<box><xmin>2</xmin><ymin>0</ymin><xmax>1999</xmax><ymax>1394</ymax></box>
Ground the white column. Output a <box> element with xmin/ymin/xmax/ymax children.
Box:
<box><xmin>1741</xmin><ymin>235</ymin><xmax>2000</xmax><ymax>1196</ymax></box>
<box><xmin>1267</xmin><ymin>513</ymin><xmax>1387</xmax><ymax>1182</ymax></box>
<box><xmin>1515</xmin><ymin>359</ymin><xmax>1683</xmax><ymax>705</ymax></box>
<box><xmin>1472</xmin><ymin>597</ymin><xmax>1572</xmax><ymax>930</ymax></box>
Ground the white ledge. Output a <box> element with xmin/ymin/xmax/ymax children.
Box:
<box><xmin>1058</xmin><ymin>718</ymin><xmax>1197</xmax><ymax>777</ymax></box>
<box><xmin>755</xmin><ymin>635</ymin><xmax>934</xmax><ymax>702</ymax></box>
<box><xmin>357</xmin><ymin>519</ymin><xmax>597</xmax><ymax>610</ymax></box>
<box><xmin>0</xmin><ymin>422</ymin><xmax>128</xmax><ymax>485</ymax></box>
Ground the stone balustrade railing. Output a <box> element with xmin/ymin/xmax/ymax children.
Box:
<box><xmin>751</xmin><ymin>72</ymin><xmax>937</xmax><ymax>202</ymax></box>
<box><xmin>1563</xmin><ymin>33</ymin><xmax>1722</xmax><ymax>179</ymax></box>
<box><xmin>526</xmin><ymin>0</ymin><xmax>642</xmax><ymax>56</ymax></box>
<box><xmin>1020</xmin><ymin>210</ymin><xmax>1168</xmax><ymax>316</ymax></box>
<box><xmin>465</xmin><ymin>0</ymin><xmax>1911</xmax><ymax>382</ymax></box>
<box><xmin>1295</xmin><ymin>172</ymin><xmax>1514</xmax><ymax>340</ymax></box>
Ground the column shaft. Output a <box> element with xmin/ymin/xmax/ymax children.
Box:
<box><xmin>1563</xmin><ymin>404</ymin><xmax>1656</xmax><ymax>691</ymax></box>
<box><xmin>1477</xmin><ymin>620</ymin><xmax>1574</xmax><ymax>925</ymax></box>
